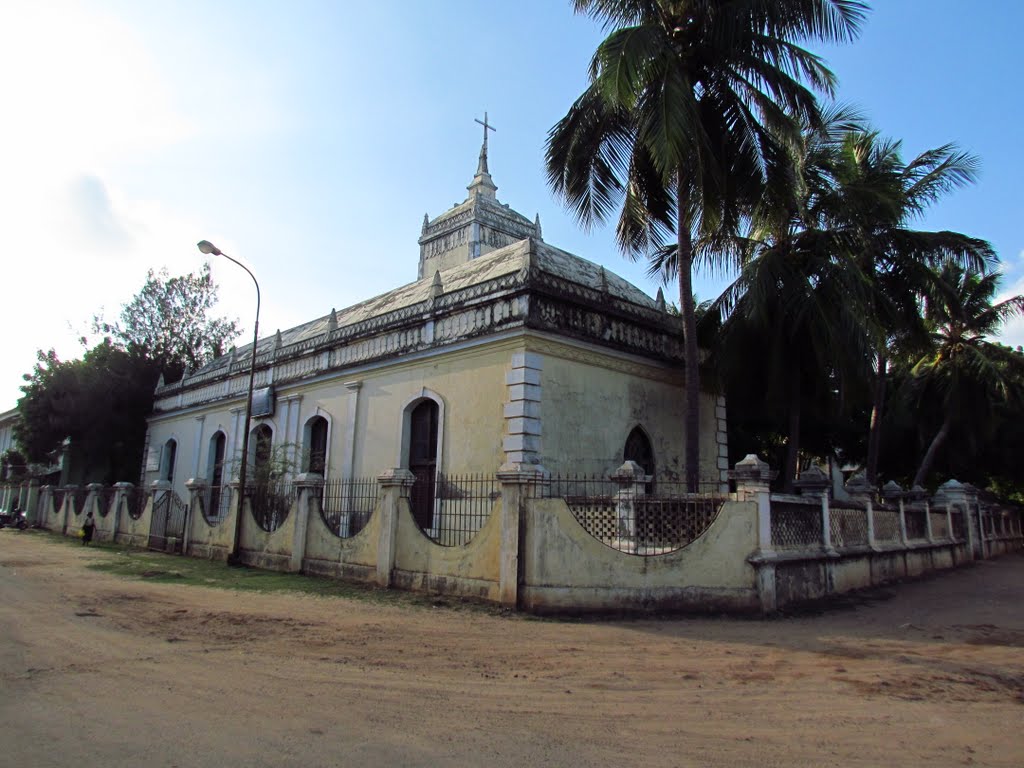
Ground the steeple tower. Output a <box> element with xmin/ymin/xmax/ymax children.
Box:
<box><xmin>417</xmin><ymin>114</ymin><xmax>541</xmax><ymax>280</ymax></box>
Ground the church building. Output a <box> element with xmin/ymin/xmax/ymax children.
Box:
<box><xmin>143</xmin><ymin>134</ymin><xmax>729</xmax><ymax>512</ymax></box>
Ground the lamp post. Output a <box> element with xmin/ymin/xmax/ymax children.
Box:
<box><xmin>197</xmin><ymin>239</ymin><xmax>259</xmax><ymax>564</ymax></box>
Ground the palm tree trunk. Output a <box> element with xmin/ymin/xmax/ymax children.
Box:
<box><xmin>912</xmin><ymin>412</ymin><xmax>953</xmax><ymax>488</ymax></box>
<box><xmin>865</xmin><ymin>352</ymin><xmax>887</xmax><ymax>484</ymax></box>
<box><xmin>783</xmin><ymin>374</ymin><xmax>801</xmax><ymax>492</ymax></box>
<box><xmin>677</xmin><ymin>175</ymin><xmax>700</xmax><ymax>493</ymax></box>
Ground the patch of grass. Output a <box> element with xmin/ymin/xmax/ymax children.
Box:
<box><xmin>58</xmin><ymin>535</ymin><xmax>506</xmax><ymax>614</ymax></box>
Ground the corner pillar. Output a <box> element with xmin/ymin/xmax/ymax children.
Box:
<box><xmin>497</xmin><ymin>463</ymin><xmax>548</xmax><ymax>608</ymax></box>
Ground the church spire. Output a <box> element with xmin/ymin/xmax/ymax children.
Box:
<box><xmin>467</xmin><ymin>112</ymin><xmax>498</xmax><ymax>201</ymax></box>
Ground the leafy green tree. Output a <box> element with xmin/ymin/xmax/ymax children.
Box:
<box><xmin>93</xmin><ymin>263</ymin><xmax>239</xmax><ymax>383</ymax></box>
<box><xmin>18</xmin><ymin>266</ymin><xmax>240</xmax><ymax>484</ymax></box>
<box><xmin>545</xmin><ymin>0</ymin><xmax>867</xmax><ymax>490</ymax></box>
<box><xmin>907</xmin><ymin>263</ymin><xmax>1024</xmax><ymax>487</ymax></box>
<box><xmin>15</xmin><ymin>342</ymin><xmax>159</xmax><ymax>484</ymax></box>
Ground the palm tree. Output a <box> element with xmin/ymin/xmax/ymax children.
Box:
<box><xmin>705</xmin><ymin>107</ymin><xmax>877</xmax><ymax>489</ymax></box>
<box><xmin>908</xmin><ymin>263</ymin><xmax>1024</xmax><ymax>487</ymax></box>
<box><xmin>823</xmin><ymin>134</ymin><xmax>996</xmax><ymax>483</ymax></box>
<box><xmin>545</xmin><ymin>0</ymin><xmax>867</xmax><ymax>491</ymax></box>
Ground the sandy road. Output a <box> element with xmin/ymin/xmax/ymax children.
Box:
<box><xmin>1</xmin><ymin>531</ymin><xmax>1022</xmax><ymax>768</ymax></box>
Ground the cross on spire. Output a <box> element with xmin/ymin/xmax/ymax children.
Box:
<box><xmin>474</xmin><ymin>112</ymin><xmax>496</xmax><ymax>176</ymax></box>
<box><xmin>475</xmin><ymin>111</ymin><xmax>497</xmax><ymax>150</ymax></box>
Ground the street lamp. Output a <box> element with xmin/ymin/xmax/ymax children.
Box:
<box><xmin>197</xmin><ymin>239</ymin><xmax>259</xmax><ymax>564</ymax></box>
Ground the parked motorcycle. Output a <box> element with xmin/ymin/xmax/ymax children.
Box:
<box><xmin>0</xmin><ymin>506</ymin><xmax>28</xmax><ymax>530</ymax></box>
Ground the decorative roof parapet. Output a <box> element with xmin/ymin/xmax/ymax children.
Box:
<box><xmin>153</xmin><ymin>239</ymin><xmax>684</xmax><ymax>407</ymax></box>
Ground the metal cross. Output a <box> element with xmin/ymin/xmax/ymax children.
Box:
<box><xmin>475</xmin><ymin>112</ymin><xmax>496</xmax><ymax>150</ymax></box>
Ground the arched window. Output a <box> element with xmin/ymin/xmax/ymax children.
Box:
<box><xmin>624</xmin><ymin>426</ymin><xmax>654</xmax><ymax>491</ymax></box>
<box><xmin>205</xmin><ymin>431</ymin><xmax>227</xmax><ymax>519</ymax></box>
<box><xmin>252</xmin><ymin>424</ymin><xmax>273</xmax><ymax>474</ymax></box>
<box><xmin>160</xmin><ymin>439</ymin><xmax>178</xmax><ymax>483</ymax></box>
<box><xmin>207</xmin><ymin>432</ymin><xmax>226</xmax><ymax>485</ymax></box>
<box><xmin>304</xmin><ymin>416</ymin><xmax>329</xmax><ymax>476</ymax></box>
<box><xmin>407</xmin><ymin>399</ymin><xmax>439</xmax><ymax>532</ymax></box>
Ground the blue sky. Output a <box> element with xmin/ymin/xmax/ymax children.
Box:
<box><xmin>1</xmin><ymin>1</ymin><xmax>1022</xmax><ymax>411</ymax></box>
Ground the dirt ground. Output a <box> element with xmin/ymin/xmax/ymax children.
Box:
<box><xmin>1</xmin><ymin>532</ymin><xmax>1022</xmax><ymax>768</ymax></box>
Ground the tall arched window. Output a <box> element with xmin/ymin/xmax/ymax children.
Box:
<box><xmin>204</xmin><ymin>431</ymin><xmax>227</xmax><ymax>519</ymax></box>
<box><xmin>253</xmin><ymin>424</ymin><xmax>273</xmax><ymax>475</ymax></box>
<box><xmin>160</xmin><ymin>439</ymin><xmax>178</xmax><ymax>483</ymax></box>
<box><xmin>304</xmin><ymin>416</ymin><xmax>329</xmax><ymax>475</ymax></box>
<box><xmin>407</xmin><ymin>399</ymin><xmax>439</xmax><ymax>532</ymax></box>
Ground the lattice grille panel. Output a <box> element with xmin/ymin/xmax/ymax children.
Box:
<box><xmin>930</xmin><ymin>511</ymin><xmax>949</xmax><ymax>539</ymax></box>
<box><xmin>829</xmin><ymin>505</ymin><xmax>868</xmax><ymax>548</ymax></box>
<box><xmin>904</xmin><ymin>507</ymin><xmax>928</xmax><ymax>540</ymax></box>
<box><xmin>873</xmin><ymin>507</ymin><xmax>901</xmax><ymax>541</ymax></box>
<box><xmin>771</xmin><ymin>501</ymin><xmax>822</xmax><ymax>549</ymax></box>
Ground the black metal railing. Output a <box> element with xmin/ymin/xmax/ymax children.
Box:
<box><xmin>201</xmin><ymin>484</ymin><xmax>231</xmax><ymax>523</ymax></box>
<box><xmin>97</xmin><ymin>488</ymin><xmax>116</xmax><ymax>518</ymax></box>
<box><xmin>412</xmin><ymin>473</ymin><xmax>500</xmax><ymax>547</ymax></box>
<box><xmin>549</xmin><ymin>475</ymin><xmax>727</xmax><ymax>555</ymax></box>
<box><xmin>149</xmin><ymin>490</ymin><xmax>188</xmax><ymax>550</ymax></box>
<box><xmin>249</xmin><ymin>481</ymin><xmax>295</xmax><ymax>533</ymax></box>
<box><xmin>127</xmin><ymin>486</ymin><xmax>148</xmax><ymax>520</ymax></box>
<box><xmin>319</xmin><ymin>477</ymin><xmax>378</xmax><ymax>538</ymax></box>
<box><xmin>53</xmin><ymin>488</ymin><xmax>68</xmax><ymax>515</ymax></box>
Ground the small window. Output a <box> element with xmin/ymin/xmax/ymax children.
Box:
<box><xmin>623</xmin><ymin>426</ymin><xmax>654</xmax><ymax>492</ymax></box>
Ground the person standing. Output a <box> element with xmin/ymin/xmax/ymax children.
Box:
<box><xmin>82</xmin><ymin>511</ymin><xmax>95</xmax><ymax>545</ymax></box>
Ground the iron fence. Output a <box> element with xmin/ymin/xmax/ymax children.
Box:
<box><xmin>149</xmin><ymin>490</ymin><xmax>188</xmax><ymax>551</ymax></box>
<box><xmin>201</xmin><ymin>484</ymin><xmax>231</xmax><ymax>523</ymax></box>
<box><xmin>72</xmin><ymin>486</ymin><xmax>88</xmax><ymax>517</ymax></box>
<box><xmin>127</xmin><ymin>486</ymin><xmax>148</xmax><ymax>520</ymax></box>
<box><xmin>319</xmin><ymin>477</ymin><xmax>378</xmax><ymax>538</ymax></box>
<box><xmin>829</xmin><ymin>504</ymin><xmax>868</xmax><ymax>548</ymax></box>
<box><xmin>413</xmin><ymin>473</ymin><xmax>500</xmax><ymax>547</ymax></box>
<box><xmin>249</xmin><ymin>481</ymin><xmax>295</xmax><ymax>533</ymax></box>
<box><xmin>904</xmin><ymin>506</ymin><xmax>928</xmax><ymax>540</ymax></box>
<box><xmin>770</xmin><ymin>498</ymin><xmax>823</xmax><ymax>550</ymax></box>
<box><xmin>98</xmin><ymin>487</ymin><xmax>118</xmax><ymax>518</ymax></box>
<box><xmin>53</xmin><ymin>488</ymin><xmax>68</xmax><ymax>515</ymax></box>
<box><xmin>549</xmin><ymin>475</ymin><xmax>727</xmax><ymax>555</ymax></box>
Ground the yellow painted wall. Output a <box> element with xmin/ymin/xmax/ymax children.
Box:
<box><xmin>519</xmin><ymin>498</ymin><xmax>759</xmax><ymax>612</ymax></box>
<box><xmin>535</xmin><ymin>344</ymin><xmax>720</xmax><ymax>482</ymax></box>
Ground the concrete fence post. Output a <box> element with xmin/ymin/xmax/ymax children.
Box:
<box><xmin>497</xmin><ymin>462</ymin><xmax>548</xmax><ymax>609</ymax></box>
<box><xmin>729</xmin><ymin>455</ymin><xmax>777</xmax><ymax>614</ymax></box>
<box><xmin>291</xmin><ymin>473</ymin><xmax>324</xmax><ymax>573</ymax></box>
<box><xmin>184</xmin><ymin>478</ymin><xmax>207</xmax><ymax>555</ymax></box>
<box><xmin>85</xmin><ymin>483</ymin><xmax>104</xmax><ymax>540</ymax></box>
<box><xmin>612</xmin><ymin>460</ymin><xmax>647</xmax><ymax>553</ymax></box>
<box><xmin>112</xmin><ymin>482</ymin><xmax>132</xmax><ymax>541</ymax></box>
<box><xmin>60</xmin><ymin>485</ymin><xmax>77</xmax><ymax>535</ymax></box>
<box><xmin>376</xmin><ymin>469</ymin><xmax>415</xmax><ymax>588</ymax></box>
<box><xmin>25</xmin><ymin>480</ymin><xmax>40</xmax><ymax>527</ymax></box>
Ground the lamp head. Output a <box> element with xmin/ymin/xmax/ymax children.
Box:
<box><xmin>197</xmin><ymin>240</ymin><xmax>222</xmax><ymax>256</ymax></box>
